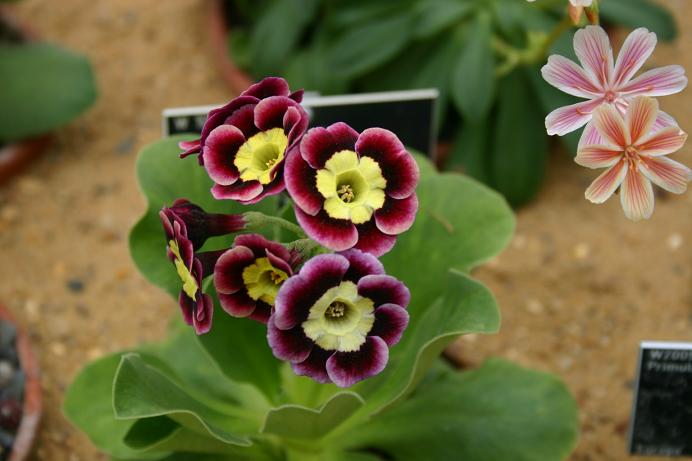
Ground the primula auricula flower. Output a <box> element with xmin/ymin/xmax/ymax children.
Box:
<box><xmin>285</xmin><ymin>122</ymin><xmax>419</xmax><ymax>257</ymax></box>
<box><xmin>161</xmin><ymin>214</ymin><xmax>226</xmax><ymax>335</ymax></box>
<box><xmin>160</xmin><ymin>199</ymin><xmax>246</xmax><ymax>250</ymax></box>
<box><xmin>180</xmin><ymin>77</ymin><xmax>309</xmax><ymax>204</ymax></box>
<box><xmin>214</xmin><ymin>234</ymin><xmax>300</xmax><ymax>324</ymax></box>
<box><xmin>577</xmin><ymin>96</ymin><xmax>690</xmax><ymax>220</ymax></box>
<box><xmin>268</xmin><ymin>250</ymin><xmax>410</xmax><ymax>387</ymax></box>
<box><xmin>542</xmin><ymin>26</ymin><xmax>687</xmax><ymax>145</ymax></box>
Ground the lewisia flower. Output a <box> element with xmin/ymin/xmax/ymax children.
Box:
<box><xmin>214</xmin><ymin>234</ymin><xmax>299</xmax><ymax>324</ymax></box>
<box><xmin>542</xmin><ymin>26</ymin><xmax>687</xmax><ymax>144</ymax></box>
<box><xmin>160</xmin><ymin>199</ymin><xmax>246</xmax><ymax>250</ymax></box>
<box><xmin>162</xmin><ymin>215</ymin><xmax>226</xmax><ymax>335</ymax></box>
<box><xmin>268</xmin><ymin>250</ymin><xmax>410</xmax><ymax>387</ymax></box>
<box><xmin>180</xmin><ymin>77</ymin><xmax>309</xmax><ymax>204</ymax></box>
<box><xmin>285</xmin><ymin>123</ymin><xmax>419</xmax><ymax>257</ymax></box>
<box><xmin>577</xmin><ymin>96</ymin><xmax>690</xmax><ymax>220</ymax></box>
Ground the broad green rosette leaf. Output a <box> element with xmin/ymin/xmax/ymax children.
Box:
<box><xmin>0</xmin><ymin>43</ymin><xmax>97</xmax><ymax>142</ymax></box>
<box><xmin>339</xmin><ymin>359</ymin><xmax>579</xmax><ymax>461</ymax></box>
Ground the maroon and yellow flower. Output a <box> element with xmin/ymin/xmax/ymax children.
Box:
<box><xmin>268</xmin><ymin>250</ymin><xmax>410</xmax><ymax>387</ymax></box>
<box><xmin>214</xmin><ymin>234</ymin><xmax>300</xmax><ymax>324</ymax></box>
<box><xmin>162</xmin><ymin>216</ymin><xmax>225</xmax><ymax>335</ymax></box>
<box><xmin>180</xmin><ymin>77</ymin><xmax>309</xmax><ymax>204</ymax></box>
<box><xmin>285</xmin><ymin>123</ymin><xmax>419</xmax><ymax>256</ymax></box>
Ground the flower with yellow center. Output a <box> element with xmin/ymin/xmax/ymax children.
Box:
<box><xmin>242</xmin><ymin>257</ymin><xmax>288</xmax><ymax>305</ymax></box>
<box><xmin>315</xmin><ymin>150</ymin><xmax>387</xmax><ymax>224</ymax></box>
<box><xmin>302</xmin><ymin>281</ymin><xmax>375</xmax><ymax>352</ymax></box>
<box><xmin>234</xmin><ymin>128</ymin><xmax>289</xmax><ymax>185</ymax></box>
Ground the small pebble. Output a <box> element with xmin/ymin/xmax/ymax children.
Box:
<box><xmin>667</xmin><ymin>232</ymin><xmax>683</xmax><ymax>251</ymax></box>
<box><xmin>115</xmin><ymin>135</ymin><xmax>135</xmax><ymax>155</ymax></box>
<box><xmin>573</xmin><ymin>242</ymin><xmax>591</xmax><ymax>260</ymax></box>
<box><xmin>66</xmin><ymin>279</ymin><xmax>85</xmax><ymax>293</ymax></box>
<box><xmin>23</xmin><ymin>300</ymin><xmax>39</xmax><ymax>323</ymax></box>
<box><xmin>526</xmin><ymin>299</ymin><xmax>544</xmax><ymax>315</ymax></box>
<box><xmin>50</xmin><ymin>342</ymin><xmax>67</xmax><ymax>357</ymax></box>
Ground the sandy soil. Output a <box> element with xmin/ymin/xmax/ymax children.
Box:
<box><xmin>0</xmin><ymin>1</ymin><xmax>690</xmax><ymax>460</ymax></box>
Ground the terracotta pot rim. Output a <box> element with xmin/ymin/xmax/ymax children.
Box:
<box><xmin>0</xmin><ymin>304</ymin><xmax>42</xmax><ymax>461</ymax></box>
<box><xmin>0</xmin><ymin>6</ymin><xmax>52</xmax><ymax>187</ymax></box>
<box><xmin>207</xmin><ymin>0</ymin><xmax>254</xmax><ymax>95</ymax></box>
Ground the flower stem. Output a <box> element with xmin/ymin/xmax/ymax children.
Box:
<box><xmin>244</xmin><ymin>211</ymin><xmax>306</xmax><ymax>238</ymax></box>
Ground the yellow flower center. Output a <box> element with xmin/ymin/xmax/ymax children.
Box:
<box><xmin>315</xmin><ymin>150</ymin><xmax>387</xmax><ymax>224</ymax></box>
<box><xmin>302</xmin><ymin>281</ymin><xmax>375</xmax><ymax>352</ymax></box>
<box><xmin>242</xmin><ymin>257</ymin><xmax>288</xmax><ymax>305</ymax></box>
<box><xmin>169</xmin><ymin>240</ymin><xmax>198</xmax><ymax>299</ymax></box>
<box><xmin>234</xmin><ymin>128</ymin><xmax>289</xmax><ymax>185</ymax></box>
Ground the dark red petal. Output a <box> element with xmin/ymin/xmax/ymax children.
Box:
<box><xmin>178</xmin><ymin>291</ymin><xmax>194</xmax><ymax>326</ymax></box>
<box><xmin>219</xmin><ymin>291</ymin><xmax>256</xmax><ymax>318</ymax></box>
<box><xmin>202</xmin><ymin>95</ymin><xmax>259</xmax><ymax>145</ymax></box>
<box><xmin>242</xmin><ymin>77</ymin><xmax>290</xmax><ymax>99</ymax></box>
<box><xmin>254</xmin><ymin>96</ymin><xmax>299</xmax><ymax>131</ymax></box>
<box><xmin>222</xmin><ymin>103</ymin><xmax>258</xmax><ymax>139</ymax></box>
<box><xmin>214</xmin><ymin>246</ymin><xmax>255</xmax><ymax>294</ymax></box>
<box><xmin>248</xmin><ymin>302</ymin><xmax>272</xmax><ymax>324</ymax></box>
<box><xmin>370</xmin><ymin>303</ymin><xmax>409</xmax><ymax>346</ymax></box>
<box><xmin>284</xmin><ymin>105</ymin><xmax>309</xmax><ymax>146</ymax></box>
<box><xmin>273</xmin><ymin>254</ymin><xmax>349</xmax><ymax>330</ymax></box>
<box><xmin>179</xmin><ymin>139</ymin><xmax>201</xmax><ymax>159</ymax></box>
<box><xmin>289</xmin><ymin>89</ymin><xmax>304</xmax><ymax>103</ymax></box>
<box><xmin>160</xmin><ymin>209</ymin><xmax>175</xmax><ymax>241</ymax></box>
<box><xmin>374</xmin><ymin>194</ymin><xmax>418</xmax><ymax>235</ymax></box>
<box><xmin>203</xmin><ymin>125</ymin><xmax>244</xmax><ymax>186</ymax></box>
<box><xmin>295</xmin><ymin>208</ymin><xmax>358</xmax><ymax>252</ymax></box>
<box><xmin>233</xmin><ymin>234</ymin><xmax>272</xmax><ymax>258</ymax></box>
<box><xmin>354</xmin><ymin>221</ymin><xmax>396</xmax><ymax>257</ymax></box>
<box><xmin>354</xmin><ymin>128</ymin><xmax>406</xmax><ymax>161</ymax></box>
<box><xmin>192</xmin><ymin>294</ymin><xmax>214</xmax><ymax>335</ymax></box>
<box><xmin>284</xmin><ymin>149</ymin><xmax>323</xmax><ymax>215</ymax></box>
<box><xmin>357</xmin><ymin>275</ymin><xmax>411</xmax><ymax>309</ymax></box>
<box><xmin>266</xmin><ymin>249</ymin><xmax>293</xmax><ymax>276</ymax></box>
<box><xmin>300</xmin><ymin>123</ymin><xmax>359</xmax><ymax>169</ymax></box>
<box><xmin>326</xmin><ymin>336</ymin><xmax>389</xmax><ymax>388</ymax></box>
<box><xmin>340</xmin><ymin>249</ymin><xmax>385</xmax><ymax>283</ymax></box>
<box><xmin>211</xmin><ymin>181</ymin><xmax>263</xmax><ymax>203</ymax></box>
<box><xmin>382</xmin><ymin>150</ymin><xmax>419</xmax><ymax>199</ymax></box>
<box><xmin>292</xmin><ymin>347</ymin><xmax>332</xmax><ymax>384</ymax></box>
<box><xmin>267</xmin><ymin>318</ymin><xmax>313</xmax><ymax>363</ymax></box>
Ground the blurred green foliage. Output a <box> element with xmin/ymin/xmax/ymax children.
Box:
<box><xmin>225</xmin><ymin>0</ymin><xmax>677</xmax><ymax>206</ymax></box>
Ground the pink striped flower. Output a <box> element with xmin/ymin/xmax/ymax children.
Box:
<box><xmin>577</xmin><ymin>96</ymin><xmax>690</xmax><ymax>220</ymax></box>
<box><xmin>542</xmin><ymin>26</ymin><xmax>687</xmax><ymax>145</ymax></box>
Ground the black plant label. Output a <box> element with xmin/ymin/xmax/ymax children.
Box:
<box><xmin>630</xmin><ymin>342</ymin><xmax>692</xmax><ymax>456</ymax></box>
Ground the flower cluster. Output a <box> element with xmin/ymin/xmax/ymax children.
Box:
<box><xmin>160</xmin><ymin>77</ymin><xmax>418</xmax><ymax>387</ymax></box>
<box><xmin>541</xmin><ymin>25</ymin><xmax>690</xmax><ymax>220</ymax></box>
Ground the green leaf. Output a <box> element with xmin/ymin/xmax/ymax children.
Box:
<box><xmin>0</xmin><ymin>43</ymin><xmax>97</xmax><ymax>142</ymax></box>
<box><xmin>351</xmin><ymin>270</ymin><xmax>501</xmax><ymax>414</ymax></box>
<box><xmin>413</xmin><ymin>0</ymin><xmax>473</xmax><ymax>39</ymax></box>
<box><xmin>359</xmin><ymin>30</ymin><xmax>464</xmax><ymax>132</ymax></box>
<box><xmin>381</xmin><ymin>155</ymin><xmax>514</xmax><ymax>311</ymax></box>
<box><xmin>197</xmin><ymin>290</ymin><xmax>283</xmax><ymax>403</ymax></box>
<box><xmin>451</xmin><ymin>12</ymin><xmax>495</xmax><ymax>122</ymax></box>
<box><xmin>63</xmin><ymin>353</ymin><xmax>165</xmax><ymax>459</ymax></box>
<box><xmin>489</xmin><ymin>69</ymin><xmax>548</xmax><ymax>206</ymax></box>
<box><xmin>262</xmin><ymin>392</ymin><xmax>364</xmax><ymax>439</ymax></box>
<box><xmin>326</xmin><ymin>12</ymin><xmax>415</xmax><ymax>79</ymax></box>
<box><xmin>113</xmin><ymin>354</ymin><xmax>253</xmax><ymax>446</ymax></box>
<box><xmin>601</xmin><ymin>0</ymin><xmax>677</xmax><ymax>42</ymax></box>
<box><xmin>342</xmin><ymin>359</ymin><xmax>579</xmax><ymax>461</ymax></box>
<box><xmin>447</xmin><ymin>117</ymin><xmax>492</xmax><ymax>180</ymax></box>
<box><xmin>130</xmin><ymin>135</ymin><xmax>278</xmax><ymax>298</ymax></box>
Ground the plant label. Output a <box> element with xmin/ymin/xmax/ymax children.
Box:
<box><xmin>162</xmin><ymin>89</ymin><xmax>439</xmax><ymax>156</ymax></box>
<box><xmin>629</xmin><ymin>341</ymin><xmax>692</xmax><ymax>456</ymax></box>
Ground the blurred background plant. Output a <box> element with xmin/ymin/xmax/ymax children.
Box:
<box><xmin>0</xmin><ymin>2</ymin><xmax>97</xmax><ymax>183</ymax></box>
<box><xmin>221</xmin><ymin>0</ymin><xmax>677</xmax><ymax>206</ymax></box>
